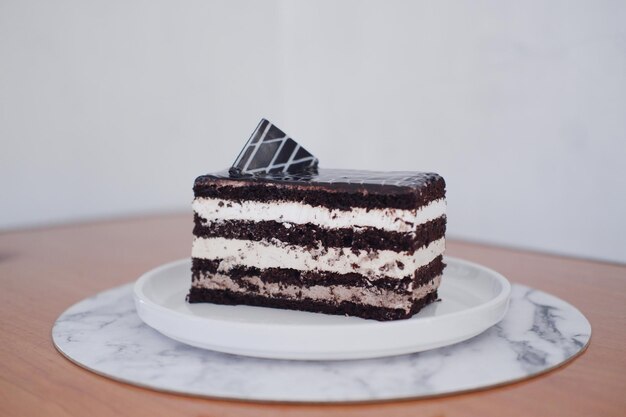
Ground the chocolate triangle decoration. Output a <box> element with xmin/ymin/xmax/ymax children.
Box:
<box><xmin>229</xmin><ymin>119</ymin><xmax>318</xmax><ymax>176</ymax></box>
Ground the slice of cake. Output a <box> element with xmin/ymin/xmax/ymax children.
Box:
<box><xmin>188</xmin><ymin>119</ymin><xmax>446</xmax><ymax>321</ymax></box>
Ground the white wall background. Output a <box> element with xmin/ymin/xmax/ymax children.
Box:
<box><xmin>1</xmin><ymin>0</ymin><xmax>625</xmax><ymax>263</ymax></box>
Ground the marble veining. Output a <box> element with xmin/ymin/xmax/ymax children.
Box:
<box><xmin>52</xmin><ymin>284</ymin><xmax>590</xmax><ymax>402</ymax></box>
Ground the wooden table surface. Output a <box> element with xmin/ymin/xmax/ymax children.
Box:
<box><xmin>1</xmin><ymin>213</ymin><xmax>625</xmax><ymax>417</ymax></box>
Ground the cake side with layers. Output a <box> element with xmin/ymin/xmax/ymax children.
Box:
<box><xmin>188</xmin><ymin>168</ymin><xmax>446</xmax><ymax>321</ymax></box>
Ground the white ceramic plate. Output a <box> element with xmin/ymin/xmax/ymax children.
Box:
<box><xmin>133</xmin><ymin>257</ymin><xmax>511</xmax><ymax>360</ymax></box>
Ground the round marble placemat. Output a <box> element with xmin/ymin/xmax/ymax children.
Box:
<box><xmin>52</xmin><ymin>283</ymin><xmax>591</xmax><ymax>403</ymax></box>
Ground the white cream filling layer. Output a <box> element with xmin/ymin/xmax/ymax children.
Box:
<box><xmin>193</xmin><ymin>197</ymin><xmax>446</xmax><ymax>233</ymax></box>
<box><xmin>192</xmin><ymin>274</ymin><xmax>441</xmax><ymax>310</ymax></box>
<box><xmin>191</xmin><ymin>237</ymin><xmax>445</xmax><ymax>279</ymax></box>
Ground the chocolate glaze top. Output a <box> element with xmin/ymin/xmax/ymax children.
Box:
<box><xmin>195</xmin><ymin>168</ymin><xmax>445</xmax><ymax>195</ymax></box>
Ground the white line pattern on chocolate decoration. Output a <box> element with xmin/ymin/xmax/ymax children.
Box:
<box><xmin>232</xmin><ymin>119</ymin><xmax>318</xmax><ymax>174</ymax></box>
<box><xmin>267</xmin><ymin>135</ymin><xmax>288</xmax><ymax>170</ymax></box>
<box><xmin>240</xmin><ymin>121</ymin><xmax>272</xmax><ymax>172</ymax></box>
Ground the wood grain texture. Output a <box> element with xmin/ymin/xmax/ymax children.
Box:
<box><xmin>1</xmin><ymin>213</ymin><xmax>625</xmax><ymax>417</ymax></box>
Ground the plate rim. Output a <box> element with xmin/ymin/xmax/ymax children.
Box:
<box><xmin>133</xmin><ymin>255</ymin><xmax>512</xmax><ymax>330</ymax></box>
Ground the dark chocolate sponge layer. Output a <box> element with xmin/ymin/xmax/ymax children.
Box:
<box><xmin>193</xmin><ymin>215</ymin><xmax>446</xmax><ymax>253</ymax></box>
<box><xmin>194</xmin><ymin>169</ymin><xmax>446</xmax><ymax>210</ymax></box>
<box><xmin>191</xmin><ymin>255</ymin><xmax>445</xmax><ymax>293</ymax></box>
<box><xmin>187</xmin><ymin>287</ymin><xmax>439</xmax><ymax>321</ymax></box>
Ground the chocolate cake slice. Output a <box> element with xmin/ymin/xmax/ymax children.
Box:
<box><xmin>188</xmin><ymin>120</ymin><xmax>446</xmax><ymax>321</ymax></box>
